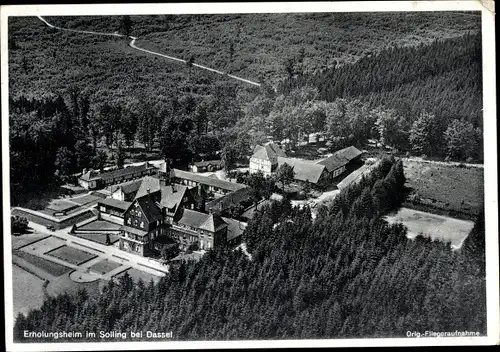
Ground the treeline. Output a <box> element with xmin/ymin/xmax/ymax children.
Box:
<box><xmin>14</xmin><ymin>157</ymin><xmax>486</xmax><ymax>340</ymax></box>
<box><xmin>9</xmin><ymin>81</ymin><xmax>254</xmax><ymax>198</ymax></box>
<box><xmin>272</xmin><ymin>33</ymin><xmax>483</xmax><ymax>161</ymax></box>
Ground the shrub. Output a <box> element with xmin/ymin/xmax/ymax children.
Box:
<box><xmin>11</xmin><ymin>216</ymin><xmax>28</xmax><ymax>235</ymax></box>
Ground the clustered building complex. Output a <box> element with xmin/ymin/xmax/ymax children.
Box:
<box><xmin>78</xmin><ymin>161</ymin><xmax>248</xmax><ymax>257</ymax></box>
<box><xmin>250</xmin><ymin>142</ymin><xmax>363</xmax><ymax>188</ymax></box>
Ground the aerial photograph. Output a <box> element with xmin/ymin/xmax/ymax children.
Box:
<box><xmin>4</xmin><ymin>3</ymin><xmax>494</xmax><ymax>348</ymax></box>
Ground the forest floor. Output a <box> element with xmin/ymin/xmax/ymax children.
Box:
<box><xmin>385</xmin><ymin>207</ymin><xmax>474</xmax><ymax>250</ymax></box>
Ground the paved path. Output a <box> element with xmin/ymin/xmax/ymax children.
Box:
<box><xmin>403</xmin><ymin>157</ymin><xmax>483</xmax><ymax>169</ymax></box>
<box><xmin>38</xmin><ymin>16</ymin><xmax>261</xmax><ymax>87</ymax></box>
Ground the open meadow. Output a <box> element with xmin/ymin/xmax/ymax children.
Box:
<box><xmin>403</xmin><ymin>160</ymin><xmax>484</xmax><ymax>219</ymax></box>
<box><xmin>385</xmin><ymin>207</ymin><xmax>475</xmax><ymax>250</ymax></box>
<box><xmin>12</xmin><ymin>265</ymin><xmax>46</xmax><ymax>317</ymax></box>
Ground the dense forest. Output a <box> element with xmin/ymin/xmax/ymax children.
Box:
<box><xmin>273</xmin><ymin>33</ymin><xmax>483</xmax><ymax>160</ymax></box>
<box><xmin>14</xmin><ymin>157</ymin><xmax>486</xmax><ymax>340</ymax></box>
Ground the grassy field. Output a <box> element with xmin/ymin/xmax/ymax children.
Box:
<box><xmin>12</xmin><ymin>265</ymin><xmax>46</xmax><ymax>317</ymax></box>
<box><xmin>47</xmin><ymin>272</ymin><xmax>104</xmax><ymax>297</ymax></box>
<box><xmin>385</xmin><ymin>207</ymin><xmax>474</xmax><ymax>250</ymax></box>
<box><xmin>403</xmin><ymin>160</ymin><xmax>484</xmax><ymax>219</ymax></box>
<box><xmin>88</xmin><ymin>259</ymin><xmax>122</xmax><ymax>275</ymax></box>
<box><xmin>118</xmin><ymin>268</ymin><xmax>161</xmax><ymax>284</ymax></box>
<box><xmin>8</xmin><ymin>13</ymin><xmax>479</xmax><ymax>104</ymax></box>
<box><xmin>46</xmin><ymin>245</ymin><xmax>97</xmax><ymax>265</ymax></box>
<box><xmin>21</xmin><ymin>236</ymin><xmax>66</xmax><ymax>255</ymax></box>
<box><xmin>11</xmin><ymin>232</ymin><xmax>50</xmax><ymax>250</ymax></box>
<box><xmin>13</xmin><ymin>250</ymin><xmax>71</xmax><ymax>277</ymax></box>
<box><xmin>77</xmin><ymin>220</ymin><xmax>121</xmax><ymax>231</ymax></box>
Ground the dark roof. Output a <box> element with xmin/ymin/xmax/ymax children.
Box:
<box><xmin>222</xmin><ymin>217</ymin><xmax>247</xmax><ymax>241</ymax></box>
<box><xmin>98</xmin><ymin>162</ymin><xmax>155</xmax><ymax>182</ymax></box>
<box><xmin>107</xmin><ymin>179</ymin><xmax>143</xmax><ymax>195</ymax></box>
<box><xmin>160</xmin><ymin>184</ymin><xmax>189</xmax><ymax>212</ymax></box>
<box><xmin>120</xmin><ymin>225</ymin><xmax>148</xmax><ymax>237</ymax></box>
<box><xmin>316</xmin><ymin>153</ymin><xmax>349</xmax><ymax>172</ymax></box>
<box><xmin>199</xmin><ymin>213</ymin><xmax>227</xmax><ymax>232</ymax></box>
<box><xmin>277</xmin><ymin>157</ymin><xmax>326</xmax><ymax>184</ymax></box>
<box><xmin>173</xmin><ymin>169</ymin><xmax>247</xmax><ymax>192</ymax></box>
<box><xmin>132</xmin><ymin>195</ymin><xmax>163</xmax><ymax>223</ymax></box>
<box><xmin>134</xmin><ymin>176</ymin><xmax>161</xmax><ymax>199</ymax></box>
<box><xmin>176</xmin><ymin>208</ymin><xmax>209</xmax><ymax>229</ymax></box>
<box><xmin>176</xmin><ymin>208</ymin><xmax>227</xmax><ymax>232</ymax></box>
<box><xmin>316</xmin><ymin>146</ymin><xmax>362</xmax><ymax>172</ymax></box>
<box><xmin>251</xmin><ymin>142</ymin><xmax>286</xmax><ymax>160</ymax></box>
<box><xmin>191</xmin><ymin>160</ymin><xmax>223</xmax><ymax>168</ymax></box>
<box><xmin>98</xmin><ymin>198</ymin><xmax>132</xmax><ymax>211</ymax></box>
<box><xmin>335</xmin><ymin>146</ymin><xmax>362</xmax><ymax>161</ymax></box>
<box><xmin>206</xmin><ymin>187</ymin><xmax>251</xmax><ymax>211</ymax></box>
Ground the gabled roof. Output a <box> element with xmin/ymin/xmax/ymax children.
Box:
<box><xmin>176</xmin><ymin>208</ymin><xmax>227</xmax><ymax>233</ymax></box>
<box><xmin>277</xmin><ymin>157</ymin><xmax>326</xmax><ymax>184</ymax></box>
<box><xmin>222</xmin><ymin>217</ymin><xmax>247</xmax><ymax>241</ymax></box>
<box><xmin>199</xmin><ymin>213</ymin><xmax>227</xmax><ymax>232</ymax></box>
<box><xmin>176</xmin><ymin>208</ymin><xmax>210</xmax><ymax>229</ymax></box>
<box><xmin>97</xmin><ymin>198</ymin><xmax>132</xmax><ymax>211</ymax></box>
<box><xmin>335</xmin><ymin>146</ymin><xmax>362</xmax><ymax>161</ymax></box>
<box><xmin>107</xmin><ymin>179</ymin><xmax>143</xmax><ymax>195</ymax></box>
<box><xmin>130</xmin><ymin>195</ymin><xmax>162</xmax><ymax>223</ymax></box>
<box><xmin>316</xmin><ymin>146</ymin><xmax>362</xmax><ymax>172</ymax></box>
<box><xmin>134</xmin><ymin>176</ymin><xmax>161</xmax><ymax>199</ymax></box>
<box><xmin>191</xmin><ymin>160</ymin><xmax>223</xmax><ymax>168</ymax></box>
<box><xmin>98</xmin><ymin>162</ymin><xmax>155</xmax><ymax>182</ymax></box>
<box><xmin>251</xmin><ymin>142</ymin><xmax>286</xmax><ymax>160</ymax></box>
<box><xmin>316</xmin><ymin>153</ymin><xmax>349</xmax><ymax>172</ymax></box>
<box><xmin>172</xmin><ymin>169</ymin><xmax>247</xmax><ymax>192</ymax></box>
<box><xmin>160</xmin><ymin>184</ymin><xmax>189</xmax><ymax>213</ymax></box>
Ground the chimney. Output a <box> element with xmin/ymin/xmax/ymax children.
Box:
<box><xmin>209</xmin><ymin>207</ymin><xmax>213</xmax><ymax>214</ymax></box>
<box><xmin>171</xmin><ymin>183</ymin><xmax>176</xmax><ymax>193</ymax></box>
<box><xmin>147</xmin><ymin>188</ymin><xmax>150</xmax><ymax>194</ymax></box>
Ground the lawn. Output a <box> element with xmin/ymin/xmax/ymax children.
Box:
<box><xmin>47</xmin><ymin>272</ymin><xmax>104</xmax><ymax>297</ymax></box>
<box><xmin>385</xmin><ymin>207</ymin><xmax>475</xmax><ymax>250</ymax></box>
<box><xmin>12</xmin><ymin>265</ymin><xmax>46</xmax><ymax>317</ymax></box>
<box><xmin>13</xmin><ymin>250</ymin><xmax>71</xmax><ymax>277</ymax></box>
<box><xmin>88</xmin><ymin>259</ymin><xmax>123</xmax><ymax>275</ymax></box>
<box><xmin>46</xmin><ymin>245</ymin><xmax>98</xmax><ymax>265</ymax></box>
<box><xmin>11</xmin><ymin>232</ymin><xmax>50</xmax><ymax>250</ymax></box>
<box><xmin>117</xmin><ymin>268</ymin><xmax>161</xmax><ymax>284</ymax></box>
<box><xmin>73</xmin><ymin>233</ymin><xmax>120</xmax><ymax>245</ymax></box>
<box><xmin>403</xmin><ymin>160</ymin><xmax>484</xmax><ymax>218</ymax></box>
<box><xmin>77</xmin><ymin>220</ymin><xmax>121</xmax><ymax>231</ymax></box>
<box><xmin>20</xmin><ymin>236</ymin><xmax>66</xmax><ymax>256</ymax></box>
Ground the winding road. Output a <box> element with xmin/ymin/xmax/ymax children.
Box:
<box><xmin>37</xmin><ymin>16</ymin><xmax>261</xmax><ymax>87</ymax></box>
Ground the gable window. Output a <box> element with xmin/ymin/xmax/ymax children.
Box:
<box><xmin>140</xmin><ymin>221</ymin><xmax>144</xmax><ymax>228</ymax></box>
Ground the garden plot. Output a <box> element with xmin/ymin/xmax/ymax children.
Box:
<box><xmin>12</xmin><ymin>232</ymin><xmax>50</xmax><ymax>250</ymax></box>
<box><xmin>385</xmin><ymin>207</ymin><xmax>475</xmax><ymax>250</ymax></box>
<box><xmin>13</xmin><ymin>250</ymin><xmax>71</xmax><ymax>277</ymax></box>
<box><xmin>46</xmin><ymin>245</ymin><xmax>98</xmax><ymax>265</ymax></box>
<box><xmin>20</xmin><ymin>236</ymin><xmax>66</xmax><ymax>256</ymax></box>
<box><xmin>88</xmin><ymin>259</ymin><xmax>124</xmax><ymax>275</ymax></box>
